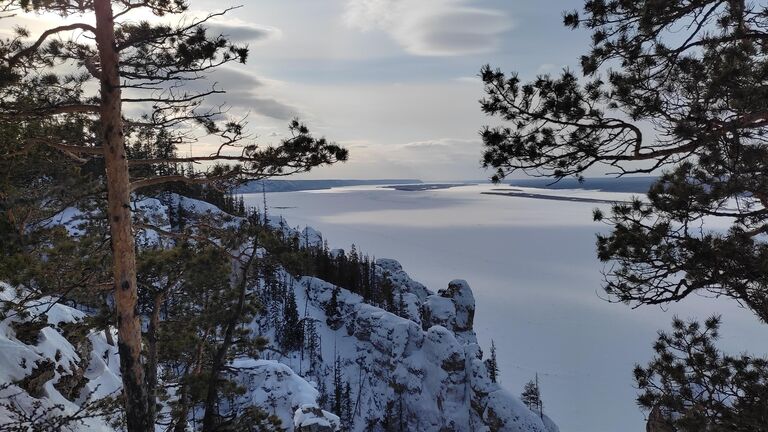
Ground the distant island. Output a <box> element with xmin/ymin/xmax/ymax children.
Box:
<box><xmin>380</xmin><ymin>183</ymin><xmax>475</xmax><ymax>191</ymax></box>
<box><xmin>483</xmin><ymin>189</ymin><xmax>631</xmax><ymax>204</ymax></box>
<box><xmin>236</xmin><ymin>179</ymin><xmax>422</xmax><ymax>193</ymax></box>
<box><xmin>509</xmin><ymin>176</ymin><xmax>657</xmax><ymax>193</ymax></box>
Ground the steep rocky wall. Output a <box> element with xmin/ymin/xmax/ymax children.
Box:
<box><xmin>291</xmin><ymin>262</ymin><xmax>559</xmax><ymax>432</ymax></box>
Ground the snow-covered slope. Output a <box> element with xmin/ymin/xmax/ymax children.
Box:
<box><xmin>259</xmin><ymin>264</ymin><xmax>559</xmax><ymax>432</ymax></box>
<box><xmin>0</xmin><ymin>284</ymin><xmax>122</xmax><ymax>430</ymax></box>
<box><xmin>0</xmin><ymin>194</ymin><xmax>559</xmax><ymax>432</ymax></box>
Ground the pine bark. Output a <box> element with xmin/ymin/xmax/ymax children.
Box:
<box><xmin>94</xmin><ymin>0</ymin><xmax>150</xmax><ymax>430</ymax></box>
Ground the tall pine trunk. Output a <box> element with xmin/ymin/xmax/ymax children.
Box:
<box><xmin>94</xmin><ymin>1</ymin><xmax>150</xmax><ymax>430</ymax></box>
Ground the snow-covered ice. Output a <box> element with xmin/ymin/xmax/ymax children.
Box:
<box><xmin>244</xmin><ymin>183</ymin><xmax>768</xmax><ymax>432</ymax></box>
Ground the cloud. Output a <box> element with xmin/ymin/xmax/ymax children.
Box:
<box><xmin>343</xmin><ymin>0</ymin><xmax>512</xmax><ymax>56</ymax></box>
<box><xmin>206</xmin><ymin>22</ymin><xmax>281</xmax><ymax>43</ymax></box>
<box><xmin>144</xmin><ymin>66</ymin><xmax>298</xmax><ymax>121</ymax></box>
<box><xmin>203</xmin><ymin>68</ymin><xmax>299</xmax><ymax>120</ymax></box>
<box><xmin>400</xmin><ymin>138</ymin><xmax>479</xmax><ymax>156</ymax></box>
<box><xmin>242</xmin><ymin>96</ymin><xmax>299</xmax><ymax>120</ymax></box>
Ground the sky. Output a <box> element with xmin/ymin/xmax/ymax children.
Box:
<box><xmin>2</xmin><ymin>1</ymin><xmax>591</xmax><ymax>180</ymax></box>
<box><xmin>164</xmin><ymin>0</ymin><xmax>591</xmax><ymax>181</ymax></box>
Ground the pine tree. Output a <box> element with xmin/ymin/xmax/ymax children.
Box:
<box><xmin>317</xmin><ymin>373</ymin><xmax>330</xmax><ymax>410</ymax></box>
<box><xmin>396</xmin><ymin>292</ymin><xmax>406</xmax><ymax>317</ymax></box>
<box><xmin>485</xmin><ymin>340</ymin><xmax>499</xmax><ymax>384</ymax></box>
<box><xmin>479</xmin><ymin>3</ymin><xmax>768</xmax><ymax>429</ymax></box>
<box><xmin>325</xmin><ymin>286</ymin><xmax>342</xmax><ymax>328</ymax></box>
<box><xmin>280</xmin><ymin>289</ymin><xmax>303</xmax><ymax>351</ymax></box>
<box><xmin>382</xmin><ymin>399</ymin><xmax>396</xmax><ymax>432</ymax></box>
<box><xmin>333</xmin><ymin>356</ymin><xmax>344</xmax><ymax>417</ymax></box>
<box><xmin>341</xmin><ymin>381</ymin><xmax>353</xmax><ymax>430</ymax></box>
<box><xmin>480</xmin><ymin>1</ymin><xmax>768</xmax><ymax>319</ymax></box>
<box><xmin>0</xmin><ymin>2</ymin><xmax>347</xmax><ymax>429</ymax></box>
<box><xmin>635</xmin><ymin>317</ymin><xmax>768</xmax><ymax>432</ymax></box>
<box><xmin>348</xmin><ymin>245</ymin><xmax>360</xmax><ymax>293</ymax></box>
<box><xmin>520</xmin><ymin>376</ymin><xmax>542</xmax><ymax>417</ymax></box>
<box><xmin>380</xmin><ymin>275</ymin><xmax>395</xmax><ymax>312</ymax></box>
<box><xmin>304</xmin><ymin>318</ymin><xmax>321</xmax><ymax>375</ymax></box>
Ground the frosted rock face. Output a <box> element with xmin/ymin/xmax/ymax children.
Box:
<box><xmin>0</xmin><ymin>284</ymin><xmax>122</xmax><ymax>430</ymax></box>
<box><xmin>376</xmin><ymin>258</ymin><xmax>431</xmax><ymax>301</ymax></box>
<box><xmin>294</xmin><ymin>405</ymin><xmax>341</xmax><ymax>431</ymax></box>
<box><xmin>422</xmin><ymin>295</ymin><xmax>456</xmax><ymax>330</ymax></box>
<box><xmin>291</xmin><ymin>265</ymin><xmax>559</xmax><ymax>432</ymax></box>
<box><xmin>439</xmin><ymin>279</ymin><xmax>475</xmax><ymax>333</ymax></box>
<box><xmin>422</xmin><ymin>279</ymin><xmax>476</xmax><ymax>344</ymax></box>
<box><xmin>232</xmin><ymin>359</ymin><xmax>339</xmax><ymax>430</ymax></box>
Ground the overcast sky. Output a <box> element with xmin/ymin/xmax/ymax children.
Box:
<box><xmin>9</xmin><ymin>0</ymin><xmax>592</xmax><ymax>180</ymax></box>
<box><xmin>179</xmin><ymin>0</ymin><xmax>597</xmax><ymax>181</ymax></box>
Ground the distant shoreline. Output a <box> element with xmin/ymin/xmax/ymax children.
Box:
<box><xmin>380</xmin><ymin>183</ymin><xmax>476</xmax><ymax>192</ymax></box>
<box><xmin>508</xmin><ymin>176</ymin><xmax>656</xmax><ymax>193</ymax></box>
<box><xmin>237</xmin><ymin>179</ymin><xmax>422</xmax><ymax>193</ymax></box>
<box><xmin>482</xmin><ymin>190</ymin><xmax>630</xmax><ymax>204</ymax></box>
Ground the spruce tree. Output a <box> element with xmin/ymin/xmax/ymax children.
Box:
<box><xmin>304</xmin><ymin>318</ymin><xmax>321</xmax><ymax>375</ymax></box>
<box><xmin>280</xmin><ymin>288</ymin><xmax>303</xmax><ymax>351</ymax></box>
<box><xmin>520</xmin><ymin>377</ymin><xmax>541</xmax><ymax>416</ymax></box>
<box><xmin>325</xmin><ymin>285</ymin><xmax>342</xmax><ymax>328</ymax></box>
<box><xmin>332</xmin><ymin>356</ymin><xmax>343</xmax><ymax>417</ymax></box>
<box><xmin>341</xmin><ymin>381</ymin><xmax>353</xmax><ymax>431</ymax></box>
<box><xmin>485</xmin><ymin>340</ymin><xmax>499</xmax><ymax>384</ymax></box>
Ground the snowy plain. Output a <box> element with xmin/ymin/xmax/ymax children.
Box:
<box><xmin>244</xmin><ymin>183</ymin><xmax>768</xmax><ymax>432</ymax></box>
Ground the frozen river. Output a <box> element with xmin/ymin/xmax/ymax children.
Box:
<box><xmin>243</xmin><ymin>183</ymin><xmax>767</xmax><ymax>432</ymax></box>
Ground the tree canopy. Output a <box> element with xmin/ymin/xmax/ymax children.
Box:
<box><xmin>479</xmin><ymin>1</ymin><xmax>768</xmax><ymax>429</ymax></box>
<box><xmin>480</xmin><ymin>0</ymin><xmax>768</xmax><ymax>322</ymax></box>
<box><xmin>0</xmin><ymin>1</ymin><xmax>346</xmax><ymax>430</ymax></box>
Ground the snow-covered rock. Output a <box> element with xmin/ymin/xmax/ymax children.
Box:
<box><xmin>232</xmin><ymin>359</ymin><xmax>339</xmax><ymax>431</ymax></box>
<box><xmin>0</xmin><ymin>284</ymin><xmax>121</xmax><ymax>430</ymax></box>
<box><xmin>294</xmin><ymin>404</ymin><xmax>341</xmax><ymax>432</ymax></box>
<box><xmin>276</xmin><ymin>264</ymin><xmax>559</xmax><ymax>432</ymax></box>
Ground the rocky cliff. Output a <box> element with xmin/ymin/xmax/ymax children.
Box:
<box><xmin>261</xmin><ymin>258</ymin><xmax>559</xmax><ymax>432</ymax></box>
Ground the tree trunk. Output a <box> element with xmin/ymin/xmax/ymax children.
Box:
<box><xmin>146</xmin><ymin>291</ymin><xmax>164</xmax><ymax>427</ymax></box>
<box><xmin>172</xmin><ymin>377</ymin><xmax>191</xmax><ymax>432</ymax></box>
<box><xmin>94</xmin><ymin>1</ymin><xmax>150</xmax><ymax>430</ymax></box>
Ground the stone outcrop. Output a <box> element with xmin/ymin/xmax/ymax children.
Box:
<box><xmin>297</xmin><ymin>265</ymin><xmax>559</xmax><ymax>432</ymax></box>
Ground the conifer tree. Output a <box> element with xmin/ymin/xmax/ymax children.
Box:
<box><xmin>304</xmin><ymin>318</ymin><xmax>321</xmax><ymax>375</ymax></box>
<box><xmin>480</xmin><ymin>2</ymin><xmax>768</xmax><ymax>428</ymax></box>
<box><xmin>395</xmin><ymin>292</ymin><xmax>406</xmax><ymax>317</ymax></box>
<box><xmin>332</xmin><ymin>356</ymin><xmax>344</xmax><ymax>417</ymax></box>
<box><xmin>325</xmin><ymin>286</ymin><xmax>342</xmax><ymax>328</ymax></box>
<box><xmin>380</xmin><ymin>275</ymin><xmax>395</xmax><ymax>312</ymax></box>
<box><xmin>382</xmin><ymin>399</ymin><xmax>396</xmax><ymax>432</ymax></box>
<box><xmin>520</xmin><ymin>376</ymin><xmax>542</xmax><ymax>417</ymax></box>
<box><xmin>635</xmin><ymin>317</ymin><xmax>768</xmax><ymax>432</ymax></box>
<box><xmin>280</xmin><ymin>288</ymin><xmax>303</xmax><ymax>351</ymax></box>
<box><xmin>480</xmin><ymin>0</ymin><xmax>768</xmax><ymax>322</ymax></box>
<box><xmin>0</xmin><ymin>2</ymin><xmax>347</xmax><ymax>428</ymax></box>
<box><xmin>348</xmin><ymin>245</ymin><xmax>360</xmax><ymax>294</ymax></box>
<box><xmin>341</xmin><ymin>381</ymin><xmax>353</xmax><ymax>431</ymax></box>
<box><xmin>485</xmin><ymin>340</ymin><xmax>499</xmax><ymax>384</ymax></box>
<box><xmin>317</xmin><ymin>373</ymin><xmax>330</xmax><ymax>410</ymax></box>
